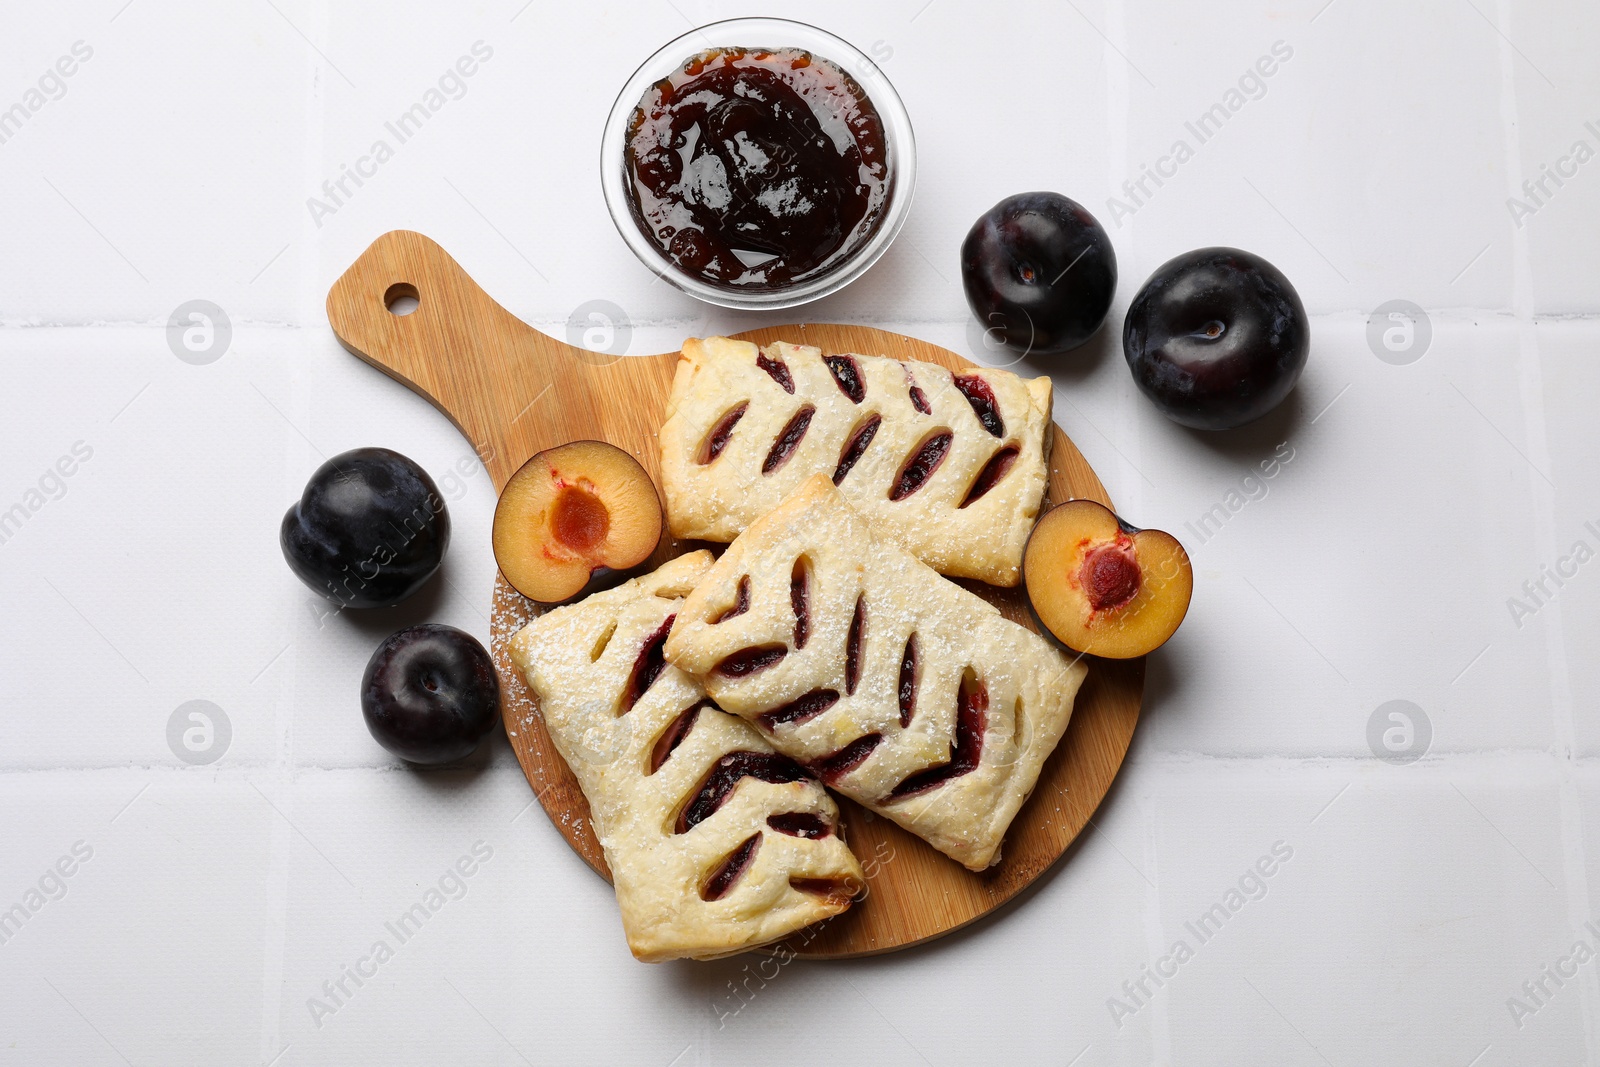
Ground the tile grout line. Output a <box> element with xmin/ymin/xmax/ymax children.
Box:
<box><xmin>1113</xmin><ymin>0</ymin><xmax>1152</xmax><ymax>527</ymax></box>
<box><xmin>1490</xmin><ymin>2</ymin><xmax>1597</xmax><ymax>1063</ymax></box>
<box><xmin>1103</xmin><ymin>0</ymin><xmax>1138</xmax><ymax>524</ymax></box>
<box><xmin>256</xmin><ymin>2</ymin><xmax>331</xmax><ymax>1059</ymax></box>
<box><xmin>4</xmin><ymin>311</ymin><xmax>1600</xmax><ymax>336</ymax></box>
<box><xmin>1098</xmin><ymin>1</ymin><xmax>1175</xmax><ymax>1053</ymax></box>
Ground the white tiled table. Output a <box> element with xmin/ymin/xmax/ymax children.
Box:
<box><xmin>3</xmin><ymin>1</ymin><xmax>1597</xmax><ymax>1063</ymax></box>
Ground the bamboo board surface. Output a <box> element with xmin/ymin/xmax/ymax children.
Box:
<box><xmin>326</xmin><ymin>230</ymin><xmax>1144</xmax><ymax>957</ymax></box>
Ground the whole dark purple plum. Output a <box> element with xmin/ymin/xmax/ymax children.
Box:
<box><xmin>1122</xmin><ymin>247</ymin><xmax>1309</xmax><ymax>430</ymax></box>
<box><xmin>961</xmin><ymin>192</ymin><xmax>1117</xmax><ymax>355</ymax></box>
<box><xmin>280</xmin><ymin>447</ymin><xmax>448</xmax><ymax>609</ymax></box>
<box><xmin>361</xmin><ymin>624</ymin><xmax>498</xmax><ymax>765</ymax></box>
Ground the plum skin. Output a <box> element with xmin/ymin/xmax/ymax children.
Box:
<box><xmin>961</xmin><ymin>192</ymin><xmax>1117</xmax><ymax>355</ymax></box>
<box><xmin>361</xmin><ymin>624</ymin><xmax>499</xmax><ymax>765</ymax></box>
<box><xmin>1123</xmin><ymin>247</ymin><xmax>1309</xmax><ymax>430</ymax></box>
<box><xmin>280</xmin><ymin>447</ymin><xmax>449</xmax><ymax>609</ymax></box>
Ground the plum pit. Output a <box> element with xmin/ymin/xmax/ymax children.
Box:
<box><xmin>1023</xmin><ymin>499</ymin><xmax>1193</xmax><ymax>659</ymax></box>
<box><xmin>1081</xmin><ymin>541</ymin><xmax>1140</xmax><ymax>612</ymax></box>
<box><xmin>552</xmin><ymin>483</ymin><xmax>609</xmax><ymax>555</ymax></box>
<box><xmin>492</xmin><ymin>441</ymin><xmax>663</xmax><ymax>604</ymax></box>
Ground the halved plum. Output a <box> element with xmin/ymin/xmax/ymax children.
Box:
<box><xmin>492</xmin><ymin>441</ymin><xmax>663</xmax><ymax>604</ymax></box>
<box><xmin>1023</xmin><ymin>499</ymin><xmax>1191</xmax><ymax>659</ymax></box>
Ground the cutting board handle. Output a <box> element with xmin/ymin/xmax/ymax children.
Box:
<box><xmin>325</xmin><ymin>229</ymin><xmax>680</xmax><ymax>488</ymax></box>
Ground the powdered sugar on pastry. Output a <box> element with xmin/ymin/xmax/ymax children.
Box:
<box><xmin>664</xmin><ymin>477</ymin><xmax>1086</xmax><ymax>871</ymax></box>
<box><xmin>509</xmin><ymin>552</ymin><xmax>864</xmax><ymax>961</ymax></box>
<box><xmin>659</xmin><ymin>337</ymin><xmax>1053</xmax><ymax>586</ymax></box>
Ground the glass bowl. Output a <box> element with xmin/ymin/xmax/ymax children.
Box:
<box><xmin>600</xmin><ymin>17</ymin><xmax>916</xmax><ymax>311</ymax></box>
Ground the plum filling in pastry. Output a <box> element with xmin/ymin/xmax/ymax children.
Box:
<box><xmin>714</xmin><ymin>645</ymin><xmax>788</xmax><ymax>677</ymax></box>
<box><xmin>889</xmin><ymin>431</ymin><xmax>952</xmax><ymax>501</ymax></box>
<box><xmin>832</xmin><ymin>415</ymin><xmax>881</xmax><ymax>485</ymax></box>
<box><xmin>762</xmin><ymin>406</ymin><xmax>815</xmax><ymax>474</ymax></box>
<box><xmin>677</xmin><ymin>751</ymin><xmax>810</xmax><ymax>833</ymax></box>
<box><xmin>702</xmin><ymin>834</ymin><xmax>761</xmax><ymax>901</ymax></box>
<box><xmin>887</xmin><ymin>678</ymin><xmax>988</xmax><ymax>801</ymax></box>
<box><xmin>790</xmin><ymin>559</ymin><xmax>811</xmax><ymax>649</ymax></box>
<box><xmin>661</xmin><ymin>338</ymin><xmax>1057</xmax><ymax>587</ymax></box>
<box><xmin>767</xmin><ymin>812</ymin><xmax>833</xmax><ymax>838</ymax></box>
<box><xmin>897</xmin><ymin>635</ymin><xmax>919</xmax><ymax>727</ymax></box>
<box><xmin>757</xmin><ymin>689</ymin><xmax>839</xmax><ymax>731</ymax></box>
<box><xmin>700</xmin><ymin>403</ymin><xmax>747</xmax><ymax>463</ymax></box>
<box><xmin>953</xmin><ymin>374</ymin><xmax>1004</xmax><ymax>437</ymax></box>
<box><xmin>511</xmin><ymin>550</ymin><xmax>866</xmax><ymax>959</ymax></box>
<box><xmin>712</xmin><ymin>576</ymin><xmax>751</xmax><ymax>623</ymax></box>
<box><xmin>844</xmin><ymin>596</ymin><xmax>866</xmax><ymax>695</ymax></box>
<box><xmin>648</xmin><ymin>701</ymin><xmax>706</xmax><ymax>774</ymax></box>
<box><xmin>959</xmin><ymin>446</ymin><xmax>1020</xmax><ymax>508</ymax></box>
<box><xmin>756</xmin><ymin>352</ymin><xmax>795</xmax><ymax>393</ymax></box>
<box><xmin>662</xmin><ymin>478</ymin><xmax>1086</xmax><ymax>871</ymax></box>
<box><xmin>823</xmin><ymin>355</ymin><xmax>865</xmax><ymax>403</ymax></box>
<box><xmin>904</xmin><ymin>366</ymin><xmax>932</xmax><ymax>415</ymax></box>
<box><xmin>622</xmin><ymin>615</ymin><xmax>675</xmax><ymax>713</ymax></box>
<box><xmin>807</xmin><ymin>733</ymin><xmax>883</xmax><ymax>783</ymax></box>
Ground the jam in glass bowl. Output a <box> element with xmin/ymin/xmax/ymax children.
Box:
<box><xmin>602</xmin><ymin>19</ymin><xmax>916</xmax><ymax>310</ymax></box>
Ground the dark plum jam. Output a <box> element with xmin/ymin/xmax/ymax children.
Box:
<box><xmin>623</xmin><ymin>46</ymin><xmax>891</xmax><ymax>291</ymax></box>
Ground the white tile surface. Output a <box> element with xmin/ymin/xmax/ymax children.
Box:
<box><xmin>2</xmin><ymin>0</ymin><xmax>1598</xmax><ymax>1063</ymax></box>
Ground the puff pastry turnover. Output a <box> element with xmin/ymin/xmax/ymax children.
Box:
<box><xmin>659</xmin><ymin>336</ymin><xmax>1053</xmax><ymax>587</ymax></box>
<box><xmin>509</xmin><ymin>552</ymin><xmax>864</xmax><ymax>962</ymax></box>
<box><xmin>664</xmin><ymin>476</ymin><xmax>1087</xmax><ymax>871</ymax></box>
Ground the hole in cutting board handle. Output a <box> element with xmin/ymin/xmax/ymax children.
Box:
<box><xmin>384</xmin><ymin>282</ymin><xmax>419</xmax><ymax>316</ymax></box>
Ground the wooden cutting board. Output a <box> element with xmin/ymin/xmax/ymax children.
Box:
<box><xmin>327</xmin><ymin>230</ymin><xmax>1144</xmax><ymax>958</ymax></box>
